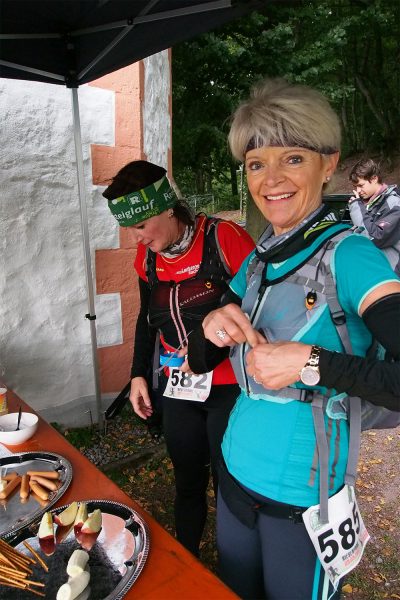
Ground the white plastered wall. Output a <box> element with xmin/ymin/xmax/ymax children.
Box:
<box><xmin>0</xmin><ymin>51</ymin><xmax>171</xmax><ymax>425</ymax></box>
<box><xmin>143</xmin><ymin>51</ymin><xmax>171</xmax><ymax>168</ymax></box>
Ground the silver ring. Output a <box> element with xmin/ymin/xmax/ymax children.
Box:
<box><xmin>253</xmin><ymin>375</ymin><xmax>262</xmax><ymax>385</ymax></box>
<box><xmin>215</xmin><ymin>328</ymin><xmax>227</xmax><ymax>341</ymax></box>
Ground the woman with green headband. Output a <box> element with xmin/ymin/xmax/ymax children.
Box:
<box><xmin>103</xmin><ymin>160</ymin><xmax>255</xmax><ymax>556</ymax></box>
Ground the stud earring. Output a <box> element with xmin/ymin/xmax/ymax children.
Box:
<box><xmin>326</xmin><ymin>176</ymin><xmax>331</xmax><ymax>182</ymax></box>
<box><xmin>168</xmin><ymin>209</ymin><xmax>174</xmax><ymax>218</ymax></box>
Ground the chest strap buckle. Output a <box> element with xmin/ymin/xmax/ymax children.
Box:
<box><xmin>299</xmin><ymin>389</ymin><xmax>314</xmax><ymax>403</ymax></box>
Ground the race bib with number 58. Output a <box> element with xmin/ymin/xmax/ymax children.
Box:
<box><xmin>302</xmin><ymin>485</ymin><xmax>370</xmax><ymax>588</ymax></box>
<box><xmin>164</xmin><ymin>368</ymin><xmax>213</xmax><ymax>402</ymax></box>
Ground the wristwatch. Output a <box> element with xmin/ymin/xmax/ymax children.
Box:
<box><xmin>299</xmin><ymin>345</ymin><xmax>322</xmax><ymax>386</ymax></box>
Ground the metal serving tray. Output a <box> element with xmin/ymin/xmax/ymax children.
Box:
<box><xmin>0</xmin><ymin>451</ymin><xmax>72</xmax><ymax>537</ymax></box>
<box><xmin>1</xmin><ymin>499</ymin><xmax>150</xmax><ymax>600</ymax></box>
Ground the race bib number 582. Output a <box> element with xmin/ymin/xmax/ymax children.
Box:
<box><xmin>164</xmin><ymin>369</ymin><xmax>213</xmax><ymax>402</ymax></box>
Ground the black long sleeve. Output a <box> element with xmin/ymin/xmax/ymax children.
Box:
<box><xmin>319</xmin><ymin>350</ymin><xmax>400</xmax><ymax>411</ymax></box>
<box><xmin>187</xmin><ymin>328</ymin><xmax>230</xmax><ymax>374</ymax></box>
<box><xmin>319</xmin><ymin>294</ymin><xmax>400</xmax><ymax>411</ymax></box>
<box><xmin>188</xmin><ymin>287</ymin><xmax>241</xmax><ymax>374</ymax></box>
<box><xmin>130</xmin><ymin>277</ymin><xmax>156</xmax><ymax>379</ymax></box>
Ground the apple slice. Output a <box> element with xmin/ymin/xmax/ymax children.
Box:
<box><xmin>38</xmin><ymin>511</ymin><xmax>54</xmax><ymax>538</ymax></box>
<box><xmin>38</xmin><ymin>511</ymin><xmax>55</xmax><ymax>556</ymax></box>
<box><xmin>56</xmin><ymin>522</ymin><xmax>74</xmax><ymax>545</ymax></box>
<box><xmin>81</xmin><ymin>509</ymin><xmax>102</xmax><ymax>534</ymax></box>
<box><xmin>74</xmin><ymin>503</ymin><xmax>88</xmax><ymax>534</ymax></box>
<box><xmin>54</xmin><ymin>501</ymin><xmax>78</xmax><ymax>527</ymax></box>
<box><xmin>78</xmin><ymin>509</ymin><xmax>102</xmax><ymax>550</ymax></box>
<box><xmin>78</xmin><ymin>531</ymin><xmax>101</xmax><ymax>552</ymax></box>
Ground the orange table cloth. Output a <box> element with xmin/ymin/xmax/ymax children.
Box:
<box><xmin>1</xmin><ymin>388</ymin><xmax>237</xmax><ymax>600</ymax></box>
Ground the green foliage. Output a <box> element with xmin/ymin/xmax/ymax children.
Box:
<box><xmin>63</xmin><ymin>425</ymin><xmax>98</xmax><ymax>449</ymax></box>
<box><xmin>105</xmin><ymin>468</ymin><xmax>131</xmax><ymax>488</ymax></box>
<box><xmin>172</xmin><ymin>0</ymin><xmax>400</xmax><ymax>200</ymax></box>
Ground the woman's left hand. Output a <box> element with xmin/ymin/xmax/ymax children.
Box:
<box><xmin>178</xmin><ymin>345</ymin><xmax>193</xmax><ymax>374</ymax></box>
<box><xmin>246</xmin><ymin>341</ymin><xmax>312</xmax><ymax>389</ymax></box>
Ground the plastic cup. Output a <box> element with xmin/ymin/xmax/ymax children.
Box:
<box><xmin>0</xmin><ymin>387</ymin><xmax>8</xmax><ymax>416</ymax></box>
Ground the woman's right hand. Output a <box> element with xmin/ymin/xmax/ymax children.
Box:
<box><xmin>203</xmin><ymin>303</ymin><xmax>265</xmax><ymax>348</ymax></box>
<box><xmin>130</xmin><ymin>377</ymin><xmax>153</xmax><ymax>420</ymax></box>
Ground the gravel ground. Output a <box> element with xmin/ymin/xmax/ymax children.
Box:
<box><xmin>63</xmin><ymin>404</ymin><xmax>163</xmax><ymax>468</ymax></box>
<box><xmin>343</xmin><ymin>428</ymin><xmax>400</xmax><ymax>599</ymax></box>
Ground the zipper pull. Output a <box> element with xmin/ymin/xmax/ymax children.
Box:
<box><xmin>306</xmin><ymin>290</ymin><xmax>317</xmax><ymax>310</ymax></box>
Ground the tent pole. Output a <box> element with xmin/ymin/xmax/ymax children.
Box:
<box><xmin>70</xmin><ymin>86</ymin><xmax>103</xmax><ymax>429</ymax></box>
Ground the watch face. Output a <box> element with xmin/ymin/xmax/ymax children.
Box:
<box><xmin>300</xmin><ymin>366</ymin><xmax>320</xmax><ymax>386</ymax></box>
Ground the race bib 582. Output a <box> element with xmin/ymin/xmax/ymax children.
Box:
<box><xmin>164</xmin><ymin>369</ymin><xmax>213</xmax><ymax>402</ymax></box>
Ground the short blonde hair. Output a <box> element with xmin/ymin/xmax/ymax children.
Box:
<box><xmin>228</xmin><ymin>78</ymin><xmax>341</xmax><ymax>161</ymax></box>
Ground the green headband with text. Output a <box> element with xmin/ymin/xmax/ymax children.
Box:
<box><xmin>108</xmin><ymin>175</ymin><xmax>178</xmax><ymax>227</ymax></box>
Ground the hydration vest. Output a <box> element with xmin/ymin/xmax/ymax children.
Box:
<box><xmin>146</xmin><ymin>217</ymin><xmax>232</xmax><ymax>380</ymax></box>
<box><xmin>146</xmin><ymin>216</ymin><xmax>231</xmax><ymax>287</ymax></box>
<box><xmin>230</xmin><ymin>226</ymin><xmax>400</xmax><ymax>522</ymax></box>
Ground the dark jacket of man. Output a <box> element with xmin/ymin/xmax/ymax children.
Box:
<box><xmin>349</xmin><ymin>184</ymin><xmax>400</xmax><ymax>275</ymax></box>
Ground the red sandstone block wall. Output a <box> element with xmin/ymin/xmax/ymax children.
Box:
<box><xmin>89</xmin><ymin>63</ymin><xmax>144</xmax><ymax>394</ymax></box>
<box><xmin>89</xmin><ymin>55</ymin><xmax>172</xmax><ymax>395</ymax></box>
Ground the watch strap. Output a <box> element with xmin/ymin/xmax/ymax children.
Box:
<box><xmin>306</xmin><ymin>345</ymin><xmax>322</xmax><ymax>368</ymax></box>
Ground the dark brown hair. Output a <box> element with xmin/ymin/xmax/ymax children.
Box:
<box><xmin>102</xmin><ymin>160</ymin><xmax>194</xmax><ymax>226</ymax></box>
<box><xmin>102</xmin><ymin>160</ymin><xmax>166</xmax><ymax>200</ymax></box>
<box><xmin>349</xmin><ymin>158</ymin><xmax>382</xmax><ymax>184</ymax></box>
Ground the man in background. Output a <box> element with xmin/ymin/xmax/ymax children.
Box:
<box><xmin>349</xmin><ymin>158</ymin><xmax>400</xmax><ymax>274</ymax></box>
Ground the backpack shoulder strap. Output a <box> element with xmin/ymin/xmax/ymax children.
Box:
<box><xmin>306</xmin><ymin>231</ymin><xmax>355</xmax><ymax>521</ymax></box>
<box><xmin>201</xmin><ymin>217</ymin><xmax>231</xmax><ymax>280</ymax></box>
<box><xmin>246</xmin><ymin>253</ymin><xmax>264</xmax><ymax>286</ymax></box>
<box><xmin>145</xmin><ymin>248</ymin><xmax>158</xmax><ymax>288</ymax></box>
<box><xmin>321</xmin><ymin>238</ymin><xmax>354</xmax><ymax>355</ymax></box>
<box><xmin>311</xmin><ymin>392</ymin><xmax>330</xmax><ymax>523</ymax></box>
<box><xmin>297</xmin><ymin>230</ymin><xmax>354</xmax><ymax>354</ymax></box>
<box><xmin>344</xmin><ymin>396</ymin><xmax>362</xmax><ymax>489</ymax></box>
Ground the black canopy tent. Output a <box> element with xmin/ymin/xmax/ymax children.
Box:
<box><xmin>0</xmin><ymin>0</ymin><xmax>262</xmax><ymax>425</ymax></box>
<box><xmin>0</xmin><ymin>1</ymin><xmax>265</xmax><ymax>86</ymax></box>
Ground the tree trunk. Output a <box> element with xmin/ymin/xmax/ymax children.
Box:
<box><xmin>206</xmin><ymin>166</ymin><xmax>213</xmax><ymax>194</ymax></box>
<box><xmin>195</xmin><ymin>169</ymin><xmax>205</xmax><ymax>194</ymax></box>
<box><xmin>246</xmin><ymin>198</ymin><xmax>267</xmax><ymax>242</ymax></box>
<box><xmin>230</xmin><ymin>162</ymin><xmax>238</xmax><ymax>197</ymax></box>
<box><xmin>350</xmin><ymin>92</ymin><xmax>362</xmax><ymax>152</ymax></box>
<box><xmin>341</xmin><ymin>96</ymin><xmax>352</xmax><ymax>152</ymax></box>
<box><xmin>359</xmin><ymin>94</ymin><xmax>366</xmax><ymax>151</ymax></box>
<box><xmin>355</xmin><ymin>75</ymin><xmax>392</xmax><ymax>137</ymax></box>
